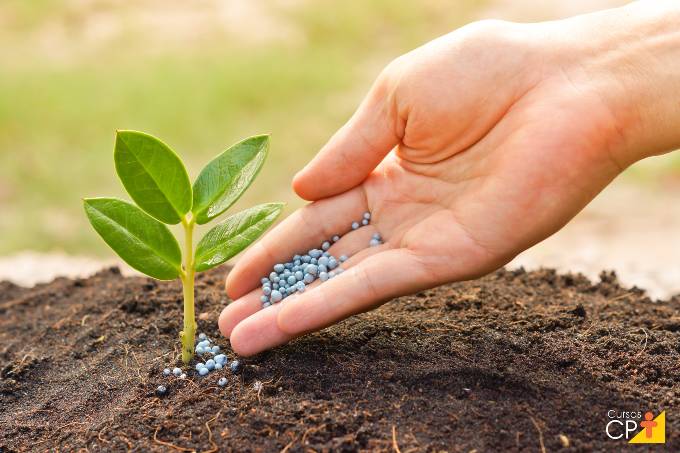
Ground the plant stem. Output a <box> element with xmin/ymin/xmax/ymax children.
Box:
<box><xmin>180</xmin><ymin>216</ymin><xmax>196</xmax><ymax>364</ymax></box>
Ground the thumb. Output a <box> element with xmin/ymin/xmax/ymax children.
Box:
<box><xmin>293</xmin><ymin>70</ymin><xmax>402</xmax><ymax>200</ymax></box>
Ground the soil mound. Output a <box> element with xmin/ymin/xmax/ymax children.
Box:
<box><xmin>1</xmin><ymin>267</ymin><xmax>678</xmax><ymax>451</ymax></box>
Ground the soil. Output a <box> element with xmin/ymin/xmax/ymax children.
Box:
<box><xmin>0</xmin><ymin>266</ymin><xmax>678</xmax><ymax>452</ymax></box>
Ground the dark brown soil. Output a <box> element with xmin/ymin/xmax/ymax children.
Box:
<box><xmin>0</xmin><ymin>266</ymin><xmax>678</xmax><ymax>452</ymax></box>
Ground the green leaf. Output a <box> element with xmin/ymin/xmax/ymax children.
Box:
<box><xmin>114</xmin><ymin>130</ymin><xmax>192</xmax><ymax>225</ymax></box>
<box><xmin>194</xmin><ymin>202</ymin><xmax>284</xmax><ymax>272</ymax></box>
<box><xmin>192</xmin><ymin>134</ymin><xmax>269</xmax><ymax>225</ymax></box>
<box><xmin>83</xmin><ymin>197</ymin><xmax>182</xmax><ymax>280</ymax></box>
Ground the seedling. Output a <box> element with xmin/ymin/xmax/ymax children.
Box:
<box><xmin>84</xmin><ymin>131</ymin><xmax>283</xmax><ymax>364</ymax></box>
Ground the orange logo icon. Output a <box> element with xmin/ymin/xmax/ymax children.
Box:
<box><xmin>629</xmin><ymin>411</ymin><xmax>665</xmax><ymax>444</ymax></box>
<box><xmin>640</xmin><ymin>412</ymin><xmax>657</xmax><ymax>438</ymax></box>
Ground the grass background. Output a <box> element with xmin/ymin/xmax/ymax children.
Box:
<box><xmin>0</xmin><ymin>0</ymin><xmax>677</xmax><ymax>256</ymax></box>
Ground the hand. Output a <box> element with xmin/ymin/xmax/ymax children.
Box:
<box><xmin>219</xmin><ymin>1</ymin><xmax>680</xmax><ymax>355</ymax></box>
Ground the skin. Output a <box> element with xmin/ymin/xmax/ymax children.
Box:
<box><xmin>220</xmin><ymin>0</ymin><xmax>680</xmax><ymax>356</ymax></box>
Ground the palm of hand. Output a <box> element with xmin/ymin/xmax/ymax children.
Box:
<box><xmin>362</xmin><ymin>69</ymin><xmax>622</xmax><ymax>287</ymax></box>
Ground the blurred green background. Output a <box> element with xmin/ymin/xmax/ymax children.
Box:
<box><xmin>0</xmin><ymin>0</ymin><xmax>677</xmax><ymax>256</ymax></box>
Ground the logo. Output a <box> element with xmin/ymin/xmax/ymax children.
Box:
<box><xmin>629</xmin><ymin>411</ymin><xmax>665</xmax><ymax>444</ymax></box>
<box><xmin>605</xmin><ymin>410</ymin><xmax>665</xmax><ymax>444</ymax></box>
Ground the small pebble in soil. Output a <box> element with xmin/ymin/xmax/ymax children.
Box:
<box><xmin>163</xmin><ymin>368</ymin><xmax>171</xmax><ymax>376</ymax></box>
<box><xmin>211</xmin><ymin>346</ymin><xmax>220</xmax><ymax>354</ymax></box>
<box><xmin>172</xmin><ymin>367</ymin><xmax>182</xmax><ymax>377</ymax></box>
<box><xmin>214</xmin><ymin>362</ymin><xmax>222</xmax><ymax>370</ymax></box>
<box><xmin>205</xmin><ymin>359</ymin><xmax>215</xmax><ymax>371</ymax></box>
<box><xmin>214</xmin><ymin>354</ymin><xmax>227</xmax><ymax>365</ymax></box>
<box><xmin>180</xmin><ymin>373</ymin><xmax>187</xmax><ymax>379</ymax></box>
<box><xmin>198</xmin><ymin>333</ymin><xmax>207</xmax><ymax>341</ymax></box>
<box><xmin>352</xmin><ymin>221</ymin><xmax>359</xmax><ymax>230</ymax></box>
<box><xmin>196</xmin><ymin>363</ymin><xmax>205</xmax><ymax>372</ymax></box>
<box><xmin>218</xmin><ymin>377</ymin><xmax>228</xmax><ymax>387</ymax></box>
<box><xmin>230</xmin><ymin>360</ymin><xmax>241</xmax><ymax>374</ymax></box>
<box><xmin>155</xmin><ymin>385</ymin><xmax>168</xmax><ymax>396</ymax></box>
<box><xmin>199</xmin><ymin>367</ymin><xmax>209</xmax><ymax>376</ymax></box>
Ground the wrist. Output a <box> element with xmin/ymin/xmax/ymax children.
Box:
<box><xmin>555</xmin><ymin>1</ymin><xmax>680</xmax><ymax>167</ymax></box>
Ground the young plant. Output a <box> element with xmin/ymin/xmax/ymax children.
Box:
<box><xmin>84</xmin><ymin>131</ymin><xmax>283</xmax><ymax>364</ymax></box>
